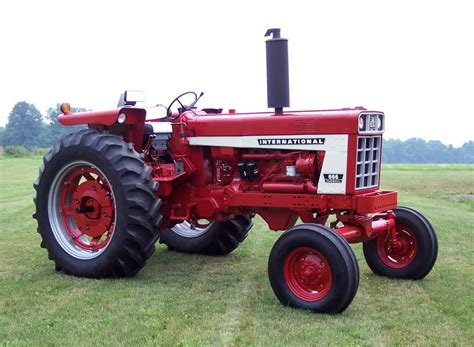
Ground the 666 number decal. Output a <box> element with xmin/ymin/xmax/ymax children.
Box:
<box><xmin>324</xmin><ymin>174</ymin><xmax>344</xmax><ymax>183</ymax></box>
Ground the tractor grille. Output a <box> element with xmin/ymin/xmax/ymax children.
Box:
<box><xmin>356</xmin><ymin>136</ymin><xmax>381</xmax><ymax>190</ymax></box>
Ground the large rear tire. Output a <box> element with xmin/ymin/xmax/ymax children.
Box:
<box><xmin>160</xmin><ymin>215</ymin><xmax>253</xmax><ymax>255</ymax></box>
<box><xmin>268</xmin><ymin>224</ymin><xmax>359</xmax><ymax>314</ymax></box>
<box><xmin>362</xmin><ymin>207</ymin><xmax>438</xmax><ymax>279</ymax></box>
<box><xmin>33</xmin><ymin>129</ymin><xmax>162</xmax><ymax>278</ymax></box>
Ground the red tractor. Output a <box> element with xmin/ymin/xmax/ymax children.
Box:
<box><xmin>33</xmin><ymin>29</ymin><xmax>437</xmax><ymax>314</ymax></box>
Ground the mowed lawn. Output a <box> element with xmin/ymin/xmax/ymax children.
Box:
<box><xmin>0</xmin><ymin>158</ymin><xmax>473</xmax><ymax>346</ymax></box>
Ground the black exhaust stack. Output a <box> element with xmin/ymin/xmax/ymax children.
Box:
<box><xmin>265</xmin><ymin>28</ymin><xmax>290</xmax><ymax>114</ymax></box>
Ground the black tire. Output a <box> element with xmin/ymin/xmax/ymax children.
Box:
<box><xmin>160</xmin><ymin>214</ymin><xmax>253</xmax><ymax>255</ymax></box>
<box><xmin>363</xmin><ymin>207</ymin><xmax>438</xmax><ymax>280</ymax></box>
<box><xmin>268</xmin><ymin>224</ymin><xmax>359</xmax><ymax>314</ymax></box>
<box><xmin>33</xmin><ymin>129</ymin><xmax>162</xmax><ymax>278</ymax></box>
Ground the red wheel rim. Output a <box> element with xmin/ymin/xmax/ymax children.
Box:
<box><xmin>377</xmin><ymin>225</ymin><xmax>417</xmax><ymax>268</ymax></box>
<box><xmin>58</xmin><ymin>165</ymin><xmax>115</xmax><ymax>252</ymax></box>
<box><xmin>284</xmin><ymin>247</ymin><xmax>332</xmax><ymax>301</ymax></box>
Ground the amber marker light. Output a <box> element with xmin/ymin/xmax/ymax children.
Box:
<box><xmin>60</xmin><ymin>103</ymin><xmax>71</xmax><ymax>114</ymax></box>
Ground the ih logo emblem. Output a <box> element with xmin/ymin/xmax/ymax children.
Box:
<box><xmin>324</xmin><ymin>174</ymin><xmax>344</xmax><ymax>183</ymax></box>
<box><xmin>369</xmin><ymin>115</ymin><xmax>377</xmax><ymax>130</ymax></box>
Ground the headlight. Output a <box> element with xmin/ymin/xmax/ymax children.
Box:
<box><xmin>358</xmin><ymin>113</ymin><xmax>384</xmax><ymax>133</ymax></box>
<box><xmin>377</xmin><ymin>115</ymin><xmax>383</xmax><ymax>130</ymax></box>
<box><xmin>117</xmin><ymin>113</ymin><xmax>127</xmax><ymax>124</ymax></box>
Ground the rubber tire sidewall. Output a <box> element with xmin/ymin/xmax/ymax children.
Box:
<box><xmin>161</xmin><ymin>215</ymin><xmax>252</xmax><ymax>255</ymax></box>
<box><xmin>268</xmin><ymin>224</ymin><xmax>359</xmax><ymax>314</ymax></box>
<box><xmin>37</xmin><ymin>143</ymin><xmax>141</xmax><ymax>277</ymax></box>
<box><xmin>161</xmin><ymin>222</ymin><xmax>224</xmax><ymax>253</ymax></box>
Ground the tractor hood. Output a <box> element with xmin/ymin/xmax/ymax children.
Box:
<box><xmin>183</xmin><ymin>108</ymin><xmax>384</xmax><ymax>137</ymax></box>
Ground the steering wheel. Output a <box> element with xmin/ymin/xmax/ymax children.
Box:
<box><xmin>166</xmin><ymin>91</ymin><xmax>197</xmax><ymax>119</ymax></box>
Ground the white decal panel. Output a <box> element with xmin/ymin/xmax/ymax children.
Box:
<box><xmin>188</xmin><ymin>134</ymin><xmax>348</xmax><ymax>194</ymax></box>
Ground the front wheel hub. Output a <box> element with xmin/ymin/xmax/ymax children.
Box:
<box><xmin>284</xmin><ymin>247</ymin><xmax>332</xmax><ymax>301</ymax></box>
<box><xmin>377</xmin><ymin>226</ymin><xmax>417</xmax><ymax>268</ymax></box>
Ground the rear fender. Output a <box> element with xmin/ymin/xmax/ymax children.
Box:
<box><xmin>58</xmin><ymin>107</ymin><xmax>147</xmax><ymax>150</ymax></box>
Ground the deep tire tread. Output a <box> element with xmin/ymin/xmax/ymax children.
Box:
<box><xmin>33</xmin><ymin>129</ymin><xmax>162</xmax><ymax>278</ymax></box>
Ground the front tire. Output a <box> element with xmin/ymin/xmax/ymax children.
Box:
<box><xmin>363</xmin><ymin>207</ymin><xmax>438</xmax><ymax>279</ymax></box>
<box><xmin>268</xmin><ymin>224</ymin><xmax>359</xmax><ymax>314</ymax></box>
<box><xmin>160</xmin><ymin>215</ymin><xmax>253</xmax><ymax>255</ymax></box>
<box><xmin>33</xmin><ymin>129</ymin><xmax>162</xmax><ymax>278</ymax></box>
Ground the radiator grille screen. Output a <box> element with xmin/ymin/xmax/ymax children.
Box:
<box><xmin>356</xmin><ymin>136</ymin><xmax>381</xmax><ymax>190</ymax></box>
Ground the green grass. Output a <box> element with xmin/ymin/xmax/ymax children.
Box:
<box><xmin>1</xmin><ymin>159</ymin><xmax>473</xmax><ymax>346</ymax></box>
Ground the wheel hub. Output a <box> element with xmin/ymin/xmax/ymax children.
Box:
<box><xmin>54</xmin><ymin>164</ymin><xmax>116</xmax><ymax>253</ymax></box>
<box><xmin>284</xmin><ymin>247</ymin><xmax>332</xmax><ymax>301</ymax></box>
<box><xmin>171</xmin><ymin>219</ymin><xmax>214</xmax><ymax>238</ymax></box>
<box><xmin>377</xmin><ymin>227</ymin><xmax>417</xmax><ymax>268</ymax></box>
<box><xmin>70</xmin><ymin>180</ymin><xmax>113</xmax><ymax>238</ymax></box>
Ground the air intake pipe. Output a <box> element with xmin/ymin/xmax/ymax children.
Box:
<box><xmin>265</xmin><ymin>28</ymin><xmax>290</xmax><ymax>114</ymax></box>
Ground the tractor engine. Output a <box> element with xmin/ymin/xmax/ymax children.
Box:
<box><xmin>139</xmin><ymin>106</ymin><xmax>389</xmax><ymax>233</ymax></box>
<box><xmin>214</xmin><ymin>149</ymin><xmax>323</xmax><ymax>192</ymax></box>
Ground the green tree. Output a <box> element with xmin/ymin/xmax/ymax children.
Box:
<box><xmin>3</xmin><ymin>102</ymin><xmax>46</xmax><ymax>148</ymax></box>
<box><xmin>460</xmin><ymin>141</ymin><xmax>474</xmax><ymax>163</ymax></box>
<box><xmin>44</xmin><ymin>104</ymin><xmax>88</xmax><ymax>146</ymax></box>
<box><xmin>0</xmin><ymin>126</ymin><xmax>5</xmax><ymax>146</ymax></box>
<box><xmin>426</xmin><ymin>140</ymin><xmax>448</xmax><ymax>163</ymax></box>
<box><xmin>383</xmin><ymin>138</ymin><xmax>474</xmax><ymax>163</ymax></box>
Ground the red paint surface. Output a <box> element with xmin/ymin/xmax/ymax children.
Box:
<box><xmin>284</xmin><ymin>247</ymin><xmax>332</xmax><ymax>301</ymax></box>
<box><xmin>59</xmin><ymin>166</ymin><xmax>115</xmax><ymax>251</ymax></box>
<box><xmin>376</xmin><ymin>224</ymin><xmax>418</xmax><ymax>268</ymax></box>
<box><xmin>58</xmin><ymin>106</ymin><xmax>398</xmax><ymax>243</ymax></box>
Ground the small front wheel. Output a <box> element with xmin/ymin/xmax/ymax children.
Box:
<box><xmin>363</xmin><ymin>207</ymin><xmax>438</xmax><ymax>280</ymax></box>
<box><xmin>268</xmin><ymin>224</ymin><xmax>359</xmax><ymax>314</ymax></box>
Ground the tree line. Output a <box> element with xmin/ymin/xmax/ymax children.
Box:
<box><xmin>0</xmin><ymin>101</ymin><xmax>472</xmax><ymax>163</ymax></box>
<box><xmin>383</xmin><ymin>138</ymin><xmax>473</xmax><ymax>163</ymax></box>
<box><xmin>0</xmin><ymin>101</ymin><xmax>86</xmax><ymax>149</ymax></box>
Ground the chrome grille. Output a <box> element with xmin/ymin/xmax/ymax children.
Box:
<box><xmin>356</xmin><ymin>136</ymin><xmax>381</xmax><ymax>190</ymax></box>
